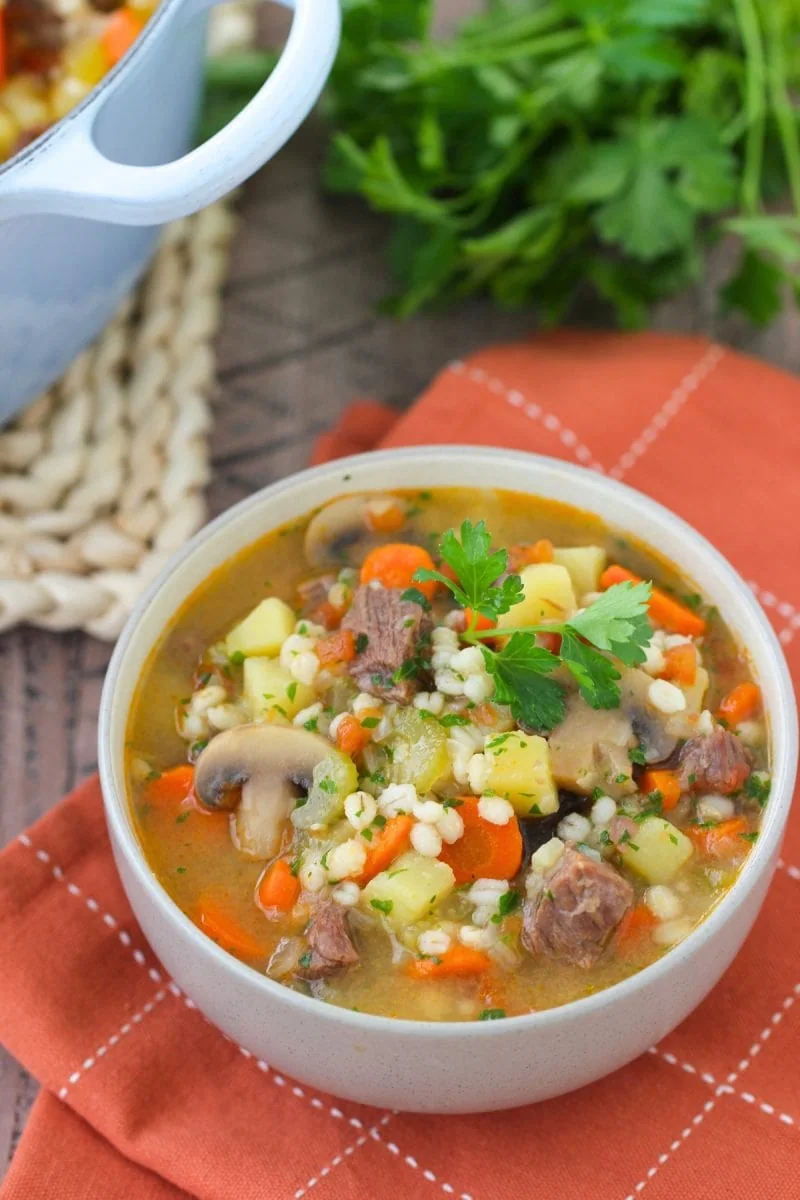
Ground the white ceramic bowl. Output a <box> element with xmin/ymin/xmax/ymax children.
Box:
<box><xmin>99</xmin><ymin>447</ymin><xmax>797</xmax><ymax>1113</ymax></box>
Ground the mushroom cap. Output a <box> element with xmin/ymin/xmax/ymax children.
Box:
<box><xmin>194</xmin><ymin>724</ymin><xmax>335</xmax><ymax>859</ymax></box>
<box><xmin>304</xmin><ymin>493</ymin><xmax>408</xmax><ymax>569</ymax></box>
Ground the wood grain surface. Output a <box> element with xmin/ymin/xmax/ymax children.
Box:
<box><xmin>2</xmin><ymin>36</ymin><xmax>800</xmax><ymax>1176</ymax></box>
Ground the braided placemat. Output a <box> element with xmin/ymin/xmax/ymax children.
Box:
<box><xmin>0</xmin><ymin>6</ymin><xmax>256</xmax><ymax>640</ymax></box>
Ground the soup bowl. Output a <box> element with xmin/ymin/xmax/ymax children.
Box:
<box><xmin>0</xmin><ymin>0</ymin><xmax>339</xmax><ymax>422</ymax></box>
<box><xmin>98</xmin><ymin>446</ymin><xmax>797</xmax><ymax>1113</ymax></box>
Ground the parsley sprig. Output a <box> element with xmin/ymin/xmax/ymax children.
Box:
<box><xmin>415</xmin><ymin>520</ymin><xmax>653</xmax><ymax>732</ymax></box>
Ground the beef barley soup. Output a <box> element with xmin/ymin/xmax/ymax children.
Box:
<box><xmin>127</xmin><ymin>488</ymin><xmax>770</xmax><ymax>1022</ymax></box>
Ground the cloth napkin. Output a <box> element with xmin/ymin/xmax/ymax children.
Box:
<box><xmin>2</xmin><ymin>330</ymin><xmax>800</xmax><ymax>1200</ymax></box>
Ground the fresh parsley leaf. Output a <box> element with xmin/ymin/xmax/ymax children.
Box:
<box><xmin>559</xmin><ymin>630</ymin><xmax>622</xmax><ymax>710</ymax></box>
<box><xmin>439</xmin><ymin>713</ymin><xmax>470</xmax><ymax>727</ymax></box>
<box><xmin>415</xmin><ymin>520</ymin><xmax>524</xmax><ymax>618</ymax></box>
<box><xmin>478</xmin><ymin>1008</ymin><xmax>506</xmax><ymax>1021</ymax></box>
<box><xmin>491</xmin><ymin>890</ymin><xmax>521</xmax><ymax>923</ymax></box>
<box><xmin>567</xmin><ymin>580</ymin><xmax>653</xmax><ymax>665</ymax></box>
<box><xmin>370</xmin><ymin>898</ymin><xmax>393</xmax><ymax>915</ymax></box>
<box><xmin>484</xmin><ymin>633</ymin><xmax>565</xmax><ymax>732</ymax></box>
<box><xmin>629</xmin><ymin>745</ymin><xmax>648</xmax><ymax>765</ymax></box>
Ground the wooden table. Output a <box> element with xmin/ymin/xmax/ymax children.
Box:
<box><xmin>2</xmin><ymin>108</ymin><xmax>800</xmax><ymax>1177</ymax></box>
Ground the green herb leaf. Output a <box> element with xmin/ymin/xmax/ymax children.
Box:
<box><xmin>370</xmin><ymin>898</ymin><xmax>394</xmax><ymax>915</ymax></box>
<box><xmin>416</xmin><ymin>520</ymin><xmax>523</xmax><ymax>619</ymax></box>
<box><xmin>400</xmin><ymin>587</ymin><xmax>432</xmax><ymax>611</ymax></box>
<box><xmin>478</xmin><ymin>1008</ymin><xmax>506</xmax><ymax>1021</ymax></box>
<box><xmin>559</xmin><ymin>630</ymin><xmax>622</xmax><ymax>710</ymax></box>
<box><xmin>484</xmin><ymin>633</ymin><xmax>566</xmax><ymax>732</ymax></box>
<box><xmin>568</xmin><ymin>580</ymin><xmax>653</xmax><ymax>665</ymax></box>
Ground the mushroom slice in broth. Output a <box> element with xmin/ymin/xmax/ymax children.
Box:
<box><xmin>304</xmin><ymin>493</ymin><xmax>409</xmax><ymax>568</ymax></box>
<box><xmin>194</xmin><ymin>724</ymin><xmax>337</xmax><ymax>858</ymax></box>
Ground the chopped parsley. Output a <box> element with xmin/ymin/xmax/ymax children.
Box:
<box><xmin>439</xmin><ymin>713</ymin><xmax>471</xmax><ymax>728</ymax></box>
<box><xmin>318</xmin><ymin>777</ymin><xmax>337</xmax><ymax>794</ymax></box>
<box><xmin>303</xmin><ymin>718</ymin><xmax>319</xmax><ymax>732</ymax></box>
<box><xmin>628</xmin><ymin>745</ymin><xmax>648</xmax><ymax>766</ymax></box>
<box><xmin>355</xmin><ymin>633</ymin><xmax>369</xmax><ymax>654</ymax></box>
<box><xmin>288</xmin><ymin>856</ymin><xmax>302</xmax><ymax>877</ymax></box>
<box><xmin>478</xmin><ymin>1009</ymin><xmax>506</xmax><ymax>1021</ymax></box>
<box><xmin>400</xmin><ymin>586</ymin><xmax>432</xmax><ymax>611</ymax></box>
<box><xmin>744</xmin><ymin>773</ymin><xmax>771</xmax><ymax>808</ymax></box>
<box><xmin>361</xmin><ymin>716</ymin><xmax>380</xmax><ymax>729</ymax></box>
<box><xmin>175</xmin><ymin>811</ymin><xmax>191</xmax><ymax>824</ymax></box>
<box><xmin>191</xmin><ymin>739</ymin><xmax>208</xmax><ymax>756</ymax></box>
<box><xmin>286</xmin><ymin>681</ymin><xmax>298</xmax><ymax>702</ymax></box>
<box><xmin>739</xmin><ymin>831</ymin><xmax>759</xmax><ymax>843</ymax></box>
<box><xmin>176</xmin><ymin>866</ymin><xmax>187</xmax><ymax>874</ymax></box>
<box><xmin>229</xmin><ymin>650</ymin><xmax>245</xmax><ymax>665</ymax></box>
<box><xmin>361</xmin><ymin>828</ymin><xmax>374</xmax><ymax>842</ymax></box>
<box><xmin>442</xmin><ymin>797</ymin><xmax>464</xmax><ymax>809</ymax></box>
<box><xmin>370</xmin><ymin>898</ymin><xmax>394</xmax><ymax>915</ymax></box>
<box><xmin>491</xmin><ymin>890</ymin><xmax>521</xmax><ymax>924</ymax></box>
<box><xmin>298</xmin><ymin>951</ymin><xmax>313</xmax><ymax>968</ymax></box>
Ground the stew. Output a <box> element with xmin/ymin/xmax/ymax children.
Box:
<box><xmin>127</xmin><ymin>487</ymin><xmax>770</xmax><ymax>1022</ymax></box>
<box><xmin>0</xmin><ymin>0</ymin><xmax>154</xmax><ymax>163</ymax></box>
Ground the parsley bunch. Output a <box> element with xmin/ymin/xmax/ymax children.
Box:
<box><xmin>317</xmin><ymin>0</ymin><xmax>800</xmax><ymax>326</ymax></box>
<box><xmin>415</xmin><ymin>520</ymin><xmax>653</xmax><ymax>732</ymax></box>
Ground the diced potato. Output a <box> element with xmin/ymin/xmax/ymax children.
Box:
<box><xmin>386</xmin><ymin>708</ymin><xmax>450</xmax><ymax>793</ymax></box>
<box><xmin>666</xmin><ymin>667</ymin><xmax>709</xmax><ymax>739</ymax></box>
<box><xmin>243</xmin><ymin>657</ymin><xmax>314</xmax><ymax>720</ymax></box>
<box><xmin>226</xmin><ymin>597</ymin><xmax>296</xmax><ymax>658</ymax></box>
<box><xmin>617</xmin><ymin>817</ymin><xmax>694</xmax><ymax>884</ymax></box>
<box><xmin>553</xmin><ymin>546</ymin><xmax>607</xmax><ymax>598</ymax></box>
<box><xmin>484</xmin><ymin>731</ymin><xmax>559</xmax><ymax>815</ymax></box>
<box><xmin>1</xmin><ymin>76</ymin><xmax>50</xmax><ymax>131</ymax></box>
<box><xmin>362</xmin><ymin>852</ymin><xmax>455</xmax><ymax>928</ymax></box>
<box><xmin>292</xmin><ymin>750</ymin><xmax>358</xmax><ymax>830</ymax></box>
<box><xmin>496</xmin><ymin>562</ymin><xmax>577</xmax><ymax>630</ymax></box>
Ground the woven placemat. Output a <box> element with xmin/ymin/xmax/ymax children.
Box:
<box><xmin>0</xmin><ymin>7</ymin><xmax>253</xmax><ymax>640</ymax></box>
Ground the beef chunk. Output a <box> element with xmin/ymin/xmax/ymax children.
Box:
<box><xmin>679</xmin><ymin>727</ymin><xmax>752</xmax><ymax>795</ymax></box>
<box><xmin>295</xmin><ymin>902</ymin><xmax>359</xmax><ymax>980</ymax></box>
<box><xmin>342</xmin><ymin>584</ymin><xmax>431</xmax><ymax>703</ymax></box>
<box><xmin>6</xmin><ymin>0</ymin><xmax>62</xmax><ymax>52</ymax></box>
<box><xmin>523</xmin><ymin>848</ymin><xmax>633</xmax><ymax>969</ymax></box>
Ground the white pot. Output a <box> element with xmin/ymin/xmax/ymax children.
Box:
<box><xmin>99</xmin><ymin>447</ymin><xmax>798</xmax><ymax>1113</ymax></box>
<box><xmin>0</xmin><ymin>0</ymin><xmax>340</xmax><ymax>421</ymax></box>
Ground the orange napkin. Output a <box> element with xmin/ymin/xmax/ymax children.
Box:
<box><xmin>2</xmin><ymin>331</ymin><xmax>800</xmax><ymax>1200</ymax></box>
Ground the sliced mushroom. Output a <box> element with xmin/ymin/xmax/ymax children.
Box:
<box><xmin>194</xmin><ymin>724</ymin><xmax>334</xmax><ymax>859</ymax></box>
<box><xmin>304</xmin><ymin>493</ymin><xmax>408</xmax><ymax>569</ymax></box>
<box><xmin>548</xmin><ymin>693</ymin><xmax>635</xmax><ymax>799</ymax></box>
<box><xmin>620</xmin><ymin>668</ymin><xmax>679</xmax><ymax>763</ymax></box>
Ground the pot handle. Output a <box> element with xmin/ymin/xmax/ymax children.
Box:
<box><xmin>0</xmin><ymin>0</ymin><xmax>339</xmax><ymax>224</ymax></box>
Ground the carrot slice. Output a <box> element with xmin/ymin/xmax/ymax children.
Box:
<box><xmin>615</xmin><ymin>903</ymin><xmax>657</xmax><ymax>953</ymax></box>
<box><xmin>335</xmin><ymin>714</ymin><xmax>372</xmax><ymax>756</ymax></box>
<box><xmin>364</xmin><ymin>500</ymin><xmax>406</xmax><ymax>533</ymax></box>
<box><xmin>718</xmin><ymin>682</ymin><xmax>760</xmax><ymax>728</ymax></box>
<box><xmin>437</xmin><ymin>796</ymin><xmax>523</xmax><ymax>885</ymax></box>
<box><xmin>660</xmin><ymin>643</ymin><xmax>697</xmax><ymax>686</ymax></box>
<box><xmin>102</xmin><ymin>8</ymin><xmax>144</xmax><ymax>65</ymax></box>
<box><xmin>257</xmin><ymin>860</ymin><xmax>300</xmax><ymax>914</ymax></box>
<box><xmin>600</xmin><ymin>565</ymin><xmax>706</xmax><ymax>637</ymax></box>
<box><xmin>360</xmin><ymin>543</ymin><xmax>438</xmax><ymax>600</ymax></box>
<box><xmin>464</xmin><ymin>608</ymin><xmax>497</xmax><ymax>632</ymax></box>
<box><xmin>406</xmin><ymin>945</ymin><xmax>491</xmax><ymax>979</ymax></box>
<box><xmin>358</xmin><ymin>814</ymin><xmax>413</xmax><ymax>884</ymax></box>
<box><xmin>196</xmin><ymin>897</ymin><xmax>267</xmax><ymax>958</ymax></box>
<box><xmin>141</xmin><ymin>764</ymin><xmax>195</xmax><ymax>809</ymax></box>
<box><xmin>509</xmin><ymin>539</ymin><xmax>553</xmax><ymax>569</ymax></box>
<box><xmin>317</xmin><ymin>629</ymin><xmax>356</xmax><ymax>666</ymax></box>
<box><xmin>639</xmin><ymin>768</ymin><xmax>682</xmax><ymax>812</ymax></box>
<box><xmin>686</xmin><ymin>817</ymin><xmax>750</xmax><ymax>859</ymax></box>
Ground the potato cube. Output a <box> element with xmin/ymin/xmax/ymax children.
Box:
<box><xmin>617</xmin><ymin>817</ymin><xmax>694</xmax><ymax>884</ymax></box>
<box><xmin>361</xmin><ymin>852</ymin><xmax>455</xmax><ymax>928</ymax></box>
<box><xmin>226</xmin><ymin>597</ymin><xmax>296</xmax><ymax>658</ymax></box>
<box><xmin>496</xmin><ymin>563</ymin><xmax>577</xmax><ymax>630</ymax></box>
<box><xmin>553</xmin><ymin>546</ymin><xmax>607</xmax><ymax>598</ymax></box>
<box><xmin>243</xmin><ymin>657</ymin><xmax>314</xmax><ymax>721</ymax></box>
<box><xmin>484</xmin><ymin>731</ymin><xmax>559</xmax><ymax>815</ymax></box>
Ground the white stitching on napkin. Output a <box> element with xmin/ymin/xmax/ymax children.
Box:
<box><xmin>57</xmin><ymin>987</ymin><xmax>167</xmax><ymax>1099</ymax></box>
<box><xmin>448</xmin><ymin>360</ymin><xmax>605</xmax><ymax>474</ymax></box>
<box><xmin>294</xmin><ymin>1114</ymin><xmax>394</xmax><ymax>1198</ymax></box>
<box><xmin>17</xmin><ymin>834</ymin><xmax>163</xmax><ymax>983</ymax></box>
<box><xmin>609</xmin><ymin>344</ymin><xmax>726</xmax><ymax>481</ymax></box>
